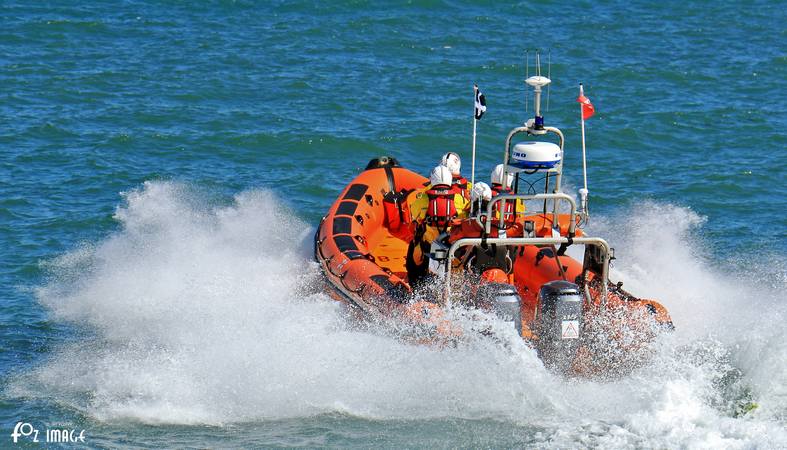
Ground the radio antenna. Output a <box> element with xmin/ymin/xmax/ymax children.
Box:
<box><xmin>524</xmin><ymin>50</ymin><xmax>551</xmax><ymax>134</ymax></box>
<box><xmin>524</xmin><ymin>50</ymin><xmax>529</xmax><ymax>115</ymax></box>
<box><xmin>546</xmin><ymin>50</ymin><xmax>551</xmax><ymax>112</ymax></box>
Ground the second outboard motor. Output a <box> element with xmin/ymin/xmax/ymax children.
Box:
<box><xmin>536</xmin><ymin>280</ymin><xmax>584</xmax><ymax>373</ymax></box>
<box><xmin>428</xmin><ymin>238</ymin><xmax>449</xmax><ymax>277</ymax></box>
<box><xmin>475</xmin><ymin>282</ymin><xmax>522</xmax><ymax>335</ymax></box>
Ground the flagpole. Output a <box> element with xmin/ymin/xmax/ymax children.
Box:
<box><xmin>471</xmin><ymin>84</ymin><xmax>478</xmax><ymax>187</ymax></box>
<box><xmin>579</xmin><ymin>83</ymin><xmax>589</xmax><ymax>217</ymax></box>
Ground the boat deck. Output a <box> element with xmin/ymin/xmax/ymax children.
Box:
<box><xmin>370</xmin><ymin>232</ymin><xmax>409</xmax><ymax>280</ymax></box>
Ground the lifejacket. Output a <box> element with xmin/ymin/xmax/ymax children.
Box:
<box><xmin>425</xmin><ymin>186</ymin><xmax>457</xmax><ymax>230</ymax></box>
<box><xmin>491</xmin><ymin>184</ymin><xmax>516</xmax><ymax>227</ymax></box>
<box><xmin>382</xmin><ymin>189</ymin><xmax>414</xmax><ymax>241</ymax></box>
<box><xmin>451</xmin><ymin>175</ymin><xmax>470</xmax><ymax>201</ymax></box>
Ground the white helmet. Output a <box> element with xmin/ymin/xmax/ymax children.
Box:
<box><xmin>471</xmin><ymin>182</ymin><xmax>492</xmax><ymax>202</ymax></box>
<box><xmin>491</xmin><ymin>164</ymin><xmax>514</xmax><ymax>188</ymax></box>
<box><xmin>440</xmin><ymin>152</ymin><xmax>461</xmax><ymax>176</ymax></box>
<box><xmin>429</xmin><ymin>165</ymin><xmax>453</xmax><ymax>187</ymax></box>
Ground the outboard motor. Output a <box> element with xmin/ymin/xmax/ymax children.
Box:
<box><xmin>428</xmin><ymin>237</ymin><xmax>449</xmax><ymax>277</ymax></box>
<box><xmin>475</xmin><ymin>282</ymin><xmax>522</xmax><ymax>335</ymax></box>
<box><xmin>536</xmin><ymin>280</ymin><xmax>584</xmax><ymax>373</ymax></box>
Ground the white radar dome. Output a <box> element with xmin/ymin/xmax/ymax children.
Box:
<box><xmin>510</xmin><ymin>141</ymin><xmax>562</xmax><ymax>170</ymax></box>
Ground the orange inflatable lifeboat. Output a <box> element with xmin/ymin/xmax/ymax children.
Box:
<box><xmin>315</xmin><ymin>156</ymin><xmax>672</xmax><ymax>375</ymax></box>
<box><xmin>315</xmin><ymin>73</ymin><xmax>672</xmax><ymax>375</ymax></box>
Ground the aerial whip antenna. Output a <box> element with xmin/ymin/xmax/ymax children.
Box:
<box><xmin>546</xmin><ymin>50</ymin><xmax>551</xmax><ymax>112</ymax></box>
<box><xmin>525</xmin><ymin>51</ymin><xmax>549</xmax><ymax>134</ymax></box>
<box><xmin>524</xmin><ymin>50</ymin><xmax>529</xmax><ymax>115</ymax></box>
<box><xmin>470</xmin><ymin>84</ymin><xmax>486</xmax><ymax>188</ymax></box>
<box><xmin>577</xmin><ymin>82</ymin><xmax>596</xmax><ymax>221</ymax></box>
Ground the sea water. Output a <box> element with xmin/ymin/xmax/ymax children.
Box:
<box><xmin>1</xmin><ymin>1</ymin><xmax>785</xmax><ymax>448</ymax></box>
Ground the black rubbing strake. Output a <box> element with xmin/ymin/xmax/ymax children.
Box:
<box><xmin>342</xmin><ymin>250</ymin><xmax>366</xmax><ymax>260</ymax></box>
<box><xmin>342</xmin><ymin>184</ymin><xmax>368</xmax><ymax>201</ymax></box>
<box><xmin>332</xmin><ymin>217</ymin><xmax>352</xmax><ymax>234</ymax></box>
<box><xmin>336</xmin><ymin>201</ymin><xmax>358</xmax><ymax>216</ymax></box>
<box><xmin>334</xmin><ymin>235</ymin><xmax>359</xmax><ymax>253</ymax></box>
<box><xmin>369</xmin><ymin>274</ymin><xmax>408</xmax><ymax>303</ymax></box>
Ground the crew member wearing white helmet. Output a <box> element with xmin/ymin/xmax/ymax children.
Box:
<box><xmin>405</xmin><ymin>165</ymin><xmax>459</xmax><ymax>284</ymax></box>
<box><xmin>489</xmin><ymin>164</ymin><xmax>525</xmax><ymax>227</ymax></box>
<box><xmin>440</xmin><ymin>152</ymin><xmax>473</xmax><ymax>217</ymax></box>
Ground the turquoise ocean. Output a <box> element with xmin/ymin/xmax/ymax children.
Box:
<box><xmin>1</xmin><ymin>1</ymin><xmax>786</xmax><ymax>448</ymax></box>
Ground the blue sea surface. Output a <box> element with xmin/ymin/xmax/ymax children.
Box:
<box><xmin>1</xmin><ymin>1</ymin><xmax>786</xmax><ymax>448</ymax></box>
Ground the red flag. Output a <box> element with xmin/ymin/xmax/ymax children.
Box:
<box><xmin>577</xmin><ymin>93</ymin><xmax>595</xmax><ymax>120</ymax></box>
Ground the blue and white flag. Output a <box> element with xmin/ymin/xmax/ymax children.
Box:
<box><xmin>474</xmin><ymin>85</ymin><xmax>486</xmax><ymax>120</ymax></box>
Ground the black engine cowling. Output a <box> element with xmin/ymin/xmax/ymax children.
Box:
<box><xmin>474</xmin><ymin>282</ymin><xmax>522</xmax><ymax>335</ymax></box>
<box><xmin>536</xmin><ymin>280</ymin><xmax>584</xmax><ymax>373</ymax></box>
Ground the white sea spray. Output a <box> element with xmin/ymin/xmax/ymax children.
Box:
<box><xmin>11</xmin><ymin>181</ymin><xmax>786</xmax><ymax>448</ymax></box>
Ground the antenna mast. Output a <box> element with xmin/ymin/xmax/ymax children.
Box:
<box><xmin>525</xmin><ymin>51</ymin><xmax>551</xmax><ymax>135</ymax></box>
<box><xmin>524</xmin><ymin>50</ymin><xmax>529</xmax><ymax>115</ymax></box>
<box><xmin>546</xmin><ymin>50</ymin><xmax>551</xmax><ymax>112</ymax></box>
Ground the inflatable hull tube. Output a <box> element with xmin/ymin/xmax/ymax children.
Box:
<box><xmin>314</xmin><ymin>158</ymin><xmax>426</xmax><ymax>314</ymax></box>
